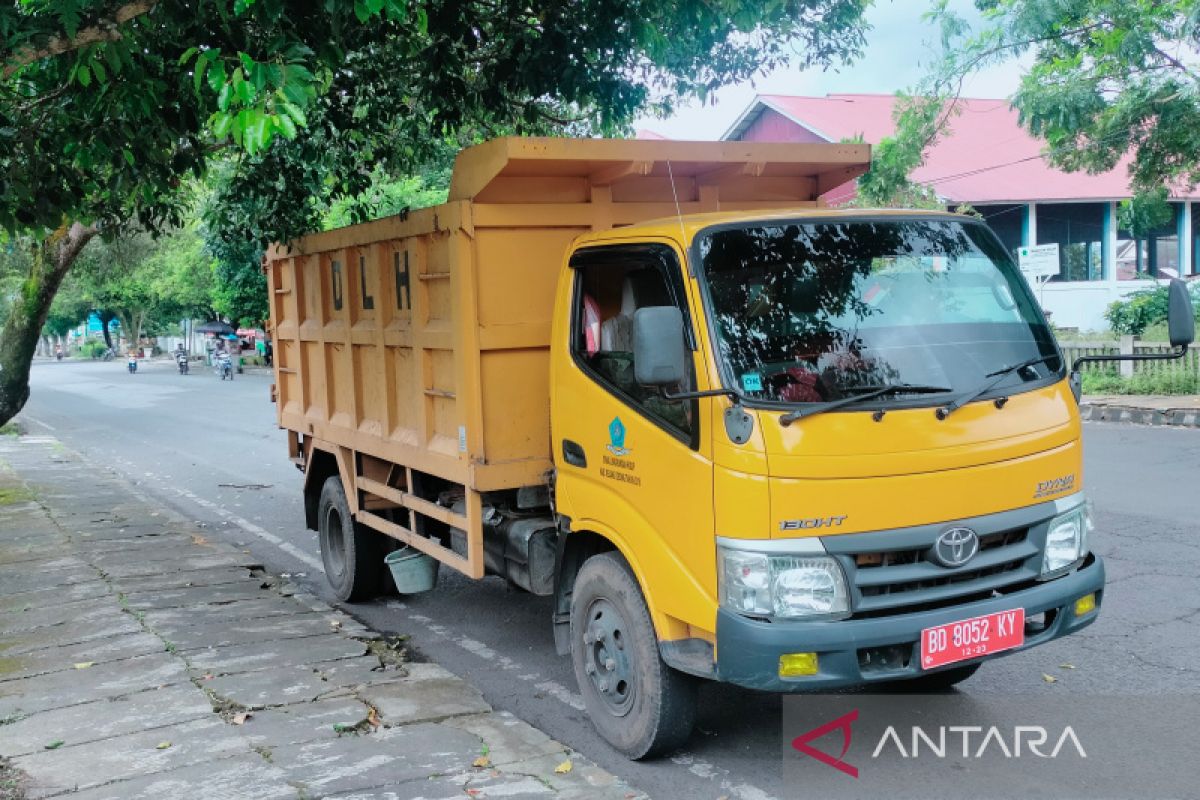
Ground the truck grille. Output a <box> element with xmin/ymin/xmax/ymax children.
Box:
<box><xmin>833</xmin><ymin>527</ymin><xmax>1043</xmax><ymax>618</ymax></box>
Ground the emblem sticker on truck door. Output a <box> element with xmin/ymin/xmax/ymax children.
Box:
<box><xmin>606</xmin><ymin>417</ymin><xmax>629</xmax><ymax>456</ymax></box>
<box><xmin>601</xmin><ymin>417</ymin><xmax>641</xmax><ymax>486</ymax></box>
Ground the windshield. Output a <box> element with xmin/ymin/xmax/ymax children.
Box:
<box><xmin>695</xmin><ymin>217</ymin><xmax>1061</xmax><ymax>406</ymax></box>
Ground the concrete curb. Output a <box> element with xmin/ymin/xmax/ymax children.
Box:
<box><xmin>0</xmin><ymin>433</ymin><xmax>643</xmax><ymax>800</ymax></box>
<box><xmin>1079</xmin><ymin>403</ymin><xmax>1200</xmax><ymax>428</ymax></box>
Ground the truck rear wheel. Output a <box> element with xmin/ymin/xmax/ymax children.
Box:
<box><xmin>317</xmin><ymin>476</ymin><xmax>383</xmax><ymax>602</ymax></box>
<box><xmin>569</xmin><ymin>552</ymin><xmax>696</xmax><ymax>759</ymax></box>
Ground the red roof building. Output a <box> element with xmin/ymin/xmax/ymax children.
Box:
<box><xmin>722</xmin><ymin>94</ymin><xmax>1200</xmax><ymax>329</ymax></box>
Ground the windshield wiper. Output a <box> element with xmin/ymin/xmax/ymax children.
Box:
<box><xmin>936</xmin><ymin>354</ymin><xmax>1062</xmax><ymax>420</ymax></box>
<box><xmin>779</xmin><ymin>383</ymin><xmax>953</xmax><ymax>427</ymax></box>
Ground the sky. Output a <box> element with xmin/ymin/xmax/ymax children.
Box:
<box><xmin>632</xmin><ymin>0</ymin><xmax>1029</xmax><ymax>140</ymax></box>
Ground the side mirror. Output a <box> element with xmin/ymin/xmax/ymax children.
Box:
<box><xmin>1168</xmin><ymin>279</ymin><xmax>1195</xmax><ymax>349</ymax></box>
<box><xmin>632</xmin><ymin>306</ymin><xmax>686</xmax><ymax>386</ymax></box>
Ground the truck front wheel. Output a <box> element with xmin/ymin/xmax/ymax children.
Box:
<box><xmin>569</xmin><ymin>552</ymin><xmax>696</xmax><ymax>759</ymax></box>
<box><xmin>317</xmin><ymin>476</ymin><xmax>382</xmax><ymax>602</ymax></box>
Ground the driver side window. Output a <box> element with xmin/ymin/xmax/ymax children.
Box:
<box><xmin>570</xmin><ymin>245</ymin><xmax>697</xmax><ymax>441</ymax></box>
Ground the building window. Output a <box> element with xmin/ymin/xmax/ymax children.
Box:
<box><xmin>977</xmin><ymin>204</ymin><xmax>1024</xmax><ymax>258</ymax></box>
<box><xmin>1037</xmin><ymin>202</ymin><xmax>1104</xmax><ymax>282</ymax></box>
<box><xmin>1117</xmin><ymin>203</ymin><xmax>1180</xmax><ymax>279</ymax></box>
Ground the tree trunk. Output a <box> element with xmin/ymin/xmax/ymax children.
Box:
<box><xmin>100</xmin><ymin>310</ymin><xmax>115</xmax><ymax>351</ymax></box>
<box><xmin>133</xmin><ymin>311</ymin><xmax>145</xmax><ymax>354</ymax></box>
<box><xmin>0</xmin><ymin>223</ymin><xmax>98</xmax><ymax>425</ymax></box>
<box><xmin>115</xmin><ymin>312</ymin><xmax>133</xmax><ymax>354</ymax></box>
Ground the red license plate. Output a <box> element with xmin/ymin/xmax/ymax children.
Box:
<box><xmin>920</xmin><ymin>608</ymin><xmax>1025</xmax><ymax>670</ymax></box>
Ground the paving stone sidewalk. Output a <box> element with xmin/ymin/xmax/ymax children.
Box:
<box><xmin>1079</xmin><ymin>394</ymin><xmax>1200</xmax><ymax>427</ymax></box>
<box><xmin>0</xmin><ymin>432</ymin><xmax>641</xmax><ymax>800</ymax></box>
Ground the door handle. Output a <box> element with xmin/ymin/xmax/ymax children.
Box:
<box><xmin>562</xmin><ymin>439</ymin><xmax>587</xmax><ymax>468</ymax></box>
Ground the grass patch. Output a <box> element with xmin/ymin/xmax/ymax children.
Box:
<box><xmin>0</xmin><ymin>488</ymin><xmax>34</xmax><ymax>506</ymax></box>
<box><xmin>0</xmin><ymin>423</ymin><xmax>20</xmax><ymax>437</ymax></box>
<box><xmin>1081</xmin><ymin>368</ymin><xmax>1200</xmax><ymax>395</ymax></box>
<box><xmin>362</xmin><ymin>635</ymin><xmax>410</xmax><ymax>669</ymax></box>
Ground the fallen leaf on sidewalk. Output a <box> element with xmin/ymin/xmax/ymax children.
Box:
<box><xmin>73</xmin><ymin>662</ymin><xmax>94</xmax><ymax>670</ymax></box>
<box><xmin>472</xmin><ymin>756</ymin><xmax>491</xmax><ymax>769</ymax></box>
<box><xmin>1042</xmin><ymin>673</ymin><xmax>1058</xmax><ymax>683</ymax></box>
<box><xmin>44</xmin><ymin>740</ymin><xmax>64</xmax><ymax>750</ymax></box>
<box><xmin>155</xmin><ymin>741</ymin><xmax>171</xmax><ymax>750</ymax></box>
<box><xmin>231</xmin><ymin>712</ymin><xmax>251</xmax><ymax>725</ymax></box>
<box><xmin>554</xmin><ymin>760</ymin><xmax>573</xmax><ymax>774</ymax></box>
<box><xmin>466</xmin><ymin>790</ymin><xmax>481</xmax><ymax>797</ymax></box>
<box><xmin>329</xmin><ymin>619</ymin><xmax>342</xmax><ymax>629</ymax></box>
<box><xmin>1059</xmin><ymin>663</ymin><xmax>1076</xmax><ymax>670</ymax></box>
<box><xmin>366</xmin><ymin>708</ymin><xmax>380</xmax><ymax>728</ymax></box>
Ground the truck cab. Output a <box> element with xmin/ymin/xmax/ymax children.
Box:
<box><xmin>550</xmin><ymin>209</ymin><xmax>1103</xmax><ymax>755</ymax></box>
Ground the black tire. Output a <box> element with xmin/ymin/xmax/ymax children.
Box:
<box><xmin>317</xmin><ymin>476</ymin><xmax>383</xmax><ymax>602</ymax></box>
<box><xmin>895</xmin><ymin>662</ymin><xmax>981</xmax><ymax>691</ymax></box>
<box><xmin>570</xmin><ymin>552</ymin><xmax>697</xmax><ymax>759</ymax></box>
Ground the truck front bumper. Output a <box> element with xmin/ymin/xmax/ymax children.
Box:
<box><xmin>715</xmin><ymin>554</ymin><xmax>1104</xmax><ymax>692</ymax></box>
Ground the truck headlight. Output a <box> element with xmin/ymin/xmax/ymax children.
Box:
<box><xmin>718</xmin><ymin>548</ymin><xmax>850</xmax><ymax>619</ymax></box>
<box><xmin>1041</xmin><ymin>503</ymin><xmax>1091</xmax><ymax>577</ymax></box>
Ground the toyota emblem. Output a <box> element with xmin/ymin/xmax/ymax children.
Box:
<box><xmin>931</xmin><ymin>527</ymin><xmax>979</xmax><ymax>568</ymax></box>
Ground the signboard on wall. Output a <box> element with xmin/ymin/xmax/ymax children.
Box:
<box><xmin>1018</xmin><ymin>243</ymin><xmax>1060</xmax><ymax>279</ymax></box>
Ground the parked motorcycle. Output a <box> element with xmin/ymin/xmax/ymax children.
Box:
<box><xmin>216</xmin><ymin>352</ymin><xmax>233</xmax><ymax>380</ymax></box>
<box><xmin>127</xmin><ymin>354</ymin><xmax>138</xmax><ymax>374</ymax></box>
<box><xmin>176</xmin><ymin>351</ymin><xmax>189</xmax><ymax>375</ymax></box>
<box><xmin>102</xmin><ymin>347</ymin><xmax>114</xmax><ymax>361</ymax></box>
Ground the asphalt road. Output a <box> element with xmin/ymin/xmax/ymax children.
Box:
<box><xmin>16</xmin><ymin>358</ymin><xmax>1200</xmax><ymax>800</ymax></box>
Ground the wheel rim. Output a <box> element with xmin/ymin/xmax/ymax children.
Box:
<box><xmin>323</xmin><ymin>505</ymin><xmax>347</xmax><ymax>577</ymax></box>
<box><xmin>582</xmin><ymin>597</ymin><xmax>635</xmax><ymax>716</ymax></box>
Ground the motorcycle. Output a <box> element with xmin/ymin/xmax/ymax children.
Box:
<box><xmin>102</xmin><ymin>347</ymin><xmax>114</xmax><ymax>361</ymax></box>
<box><xmin>216</xmin><ymin>352</ymin><xmax>233</xmax><ymax>380</ymax></box>
<box><xmin>55</xmin><ymin>347</ymin><xmax>63</xmax><ymax>361</ymax></box>
<box><xmin>176</xmin><ymin>351</ymin><xmax>189</xmax><ymax>375</ymax></box>
<box><xmin>127</xmin><ymin>354</ymin><xmax>138</xmax><ymax>374</ymax></box>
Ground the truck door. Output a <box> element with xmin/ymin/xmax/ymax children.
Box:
<box><xmin>554</xmin><ymin>242</ymin><xmax>715</xmax><ymax>630</ymax></box>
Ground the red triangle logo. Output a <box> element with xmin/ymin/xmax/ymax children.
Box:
<box><xmin>791</xmin><ymin>709</ymin><xmax>859</xmax><ymax>778</ymax></box>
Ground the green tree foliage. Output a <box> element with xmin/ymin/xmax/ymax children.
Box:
<box><xmin>0</xmin><ymin>0</ymin><xmax>870</xmax><ymax>425</ymax></box>
<box><xmin>1104</xmin><ymin>282</ymin><xmax>1200</xmax><ymax>336</ymax></box>
<box><xmin>322</xmin><ymin>168</ymin><xmax>451</xmax><ymax>231</ymax></box>
<box><xmin>1116</xmin><ymin>187</ymin><xmax>1175</xmax><ymax>239</ymax></box>
<box><xmin>867</xmin><ymin>1</ymin><xmax>1200</xmax><ymax>210</ymax></box>
<box><xmin>0</xmin><ymin>239</ymin><xmax>31</xmax><ymax>323</ymax></box>
<box><xmin>67</xmin><ymin>225</ymin><xmax>214</xmax><ymax>349</ymax></box>
<box><xmin>42</xmin><ymin>271</ymin><xmax>90</xmax><ymax>344</ymax></box>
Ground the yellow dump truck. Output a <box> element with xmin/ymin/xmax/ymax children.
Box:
<box><xmin>266</xmin><ymin>137</ymin><xmax>1195</xmax><ymax>758</ymax></box>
